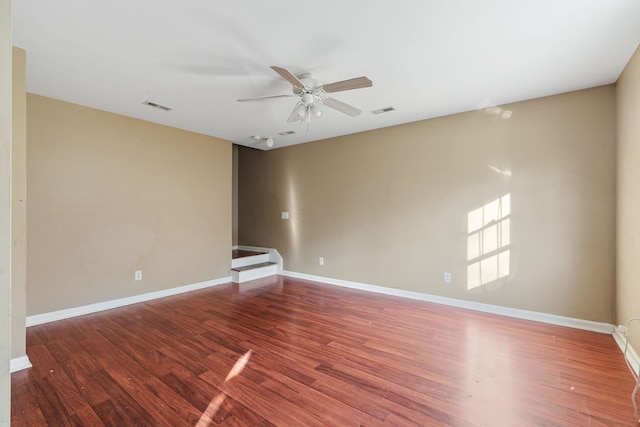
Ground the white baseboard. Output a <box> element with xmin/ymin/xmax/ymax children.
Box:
<box><xmin>613</xmin><ymin>328</ymin><xmax>640</xmax><ymax>375</ymax></box>
<box><xmin>23</xmin><ymin>267</ymin><xmax>617</xmax><ymax>339</ymax></box>
<box><xmin>26</xmin><ymin>276</ymin><xmax>231</xmax><ymax>327</ymax></box>
<box><xmin>281</xmin><ymin>270</ymin><xmax>615</xmax><ymax>334</ymax></box>
<box><xmin>10</xmin><ymin>355</ymin><xmax>32</xmax><ymax>373</ymax></box>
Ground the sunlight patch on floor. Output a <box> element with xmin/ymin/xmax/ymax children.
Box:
<box><xmin>197</xmin><ymin>349</ymin><xmax>254</xmax><ymax>425</ymax></box>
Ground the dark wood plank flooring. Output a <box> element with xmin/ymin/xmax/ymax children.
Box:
<box><xmin>11</xmin><ymin>275</ymin><xmax>637</xmax><ymax>426</ymax></box>
<box><xmin>232</xmin><ymin>250</ymin><xmax>267</xmax><ymax>259</ymax></box>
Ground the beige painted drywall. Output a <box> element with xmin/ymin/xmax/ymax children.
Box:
<box><xmin>617</xmin><ymin>45</ymin><xmax>640</xmax><ymax>348</ymax></box>
<box><xmin>232</xmin><ymin>144</ymin><xmax>239</xmax><ymax>246</ymax></box>
<box><xmin>11</xmin><ymin>47</ymin><xmax>27</xmax><ymax>360</ymax></box>
<box><xmin>0</xmin><ymin>0</ymin><xmax>11</xmax><ymax>421</ymax></box>
<box><xmin>239</xmin><ymin>86</ymin><xmax>616</xmax><ymax>323</ymax></box>
<box><xmin>27</xmin><ymin>95</ymin><xmax>232</xmax><ymax>315</ymax></box>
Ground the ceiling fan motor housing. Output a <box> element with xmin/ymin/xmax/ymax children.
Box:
<box><xmin>301</xmin><ymin>92</ymin><xmax>315</xmax><ymax>106</ymax></box>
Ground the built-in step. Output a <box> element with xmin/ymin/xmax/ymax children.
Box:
<box><xmin>233</xmin><ymin>249</ymin><xmax>265</xmax><ymax>258</ymax></box>
<box><xmin>231</xmin><ymin>249</ymin><xmax>277</xmax><ymax>283</ymax></box>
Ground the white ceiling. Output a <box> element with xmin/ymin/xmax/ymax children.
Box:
<box><xmin>12</xmin><ymin>1</ymin><xmax>640</xmax><ymax>150</ymax></box>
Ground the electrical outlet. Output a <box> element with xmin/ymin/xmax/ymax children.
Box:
<box><xmin>135</xmin><ymin>270</ymin><xmax>142</xmax><ymax>281</ymax></box>
<box><xmin>319</xmin><ymin>257</ymin><xmax>324</xmax><ymax>266</ymax></box>
<box><xmin>444</xmin><ymin>272</ymin><xmax>452</xmax><ymax>283</ymax></box>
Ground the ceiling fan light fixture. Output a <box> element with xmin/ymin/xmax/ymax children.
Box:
<box><xmin>294</xmin><ymin>103</ymin><xmax>307</xmax><ymax>118</ymax></box>
<box><xmin>310</xmin><ymin>104</ymin><xmax>322</xmax><ymax>117</ymax></box>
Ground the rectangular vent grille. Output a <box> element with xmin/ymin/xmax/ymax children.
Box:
<box><xmin>371</xmin><ymin>106</ymin><xmax>395</xmax><ymax>114</ymax></box>
<box><xmin>143</xmin><ymin>100</ymin><xmax>173</xmax><ymax>111</ymax></box>
<box><xmin>278</xmin><ymin>130</ymin><xmax>295</xmax><ymax>136</ymax></box>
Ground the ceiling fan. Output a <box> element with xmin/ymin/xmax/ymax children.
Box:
<box><xmin>237</xmin><ymin>66</ymin><xmax>372</xmax><ymax>133</ymax></box>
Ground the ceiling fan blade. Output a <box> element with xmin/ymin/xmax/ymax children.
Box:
<box><xmin>287</xmin><ymin>102</ymin><xmax>304</xmax><ymax>122</ymax></box>
<box><xmin>237</xmin><ymin>94</ymin><xmax>296</xmax><ymax>102</ymax></box>
<box><xmin>321</xmin><ymin>76</ymin><xmax>372</xmax><ymax>93</ymax></box>
<box><xmin>322</xmin><ymin>97</ymin><xmax>362</xmax><ymax>117</ymax></box>
<box><xmin>271</xmin><ymin>66</ymin><xmax>306</xmax><ymax>90</ymax></box>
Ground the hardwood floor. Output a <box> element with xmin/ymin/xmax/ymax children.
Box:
<box><xmin>11</xmin><ymin>275</ymin><xmax>637</xmax><ymax>426</ymax></box>
<box><xmin>232</xmin><ymin>250</ymin><xmax>267</xmax><ymax>259</ymax></box>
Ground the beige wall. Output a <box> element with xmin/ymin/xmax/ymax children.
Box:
<box><xmin>27</xmin><ymin>95</ymin><xmax>232</xmax><ymax>315</ymax></box>
<box><xmin>239</xmin><ymin>86</ymin><xmax>616</xmax><ymax>322</ymax></box>
<box><xmin>232</xmin><ymin>144</ymin><xmax>239</xmax><ymax>246</ymax></box>
<box><xmin>617</xmin><ymin>45</ymin><xmax>640</xmax><ymax>347</ymax></box>
<box><xmin>11</xmin><ymin>47</ymin><xmax>27</xmax><ymax>359</ymax></box>
<box><xmin>0</xmin><ymin>0</ymin><xmax>12</xmax><ymax>421</ymax></box>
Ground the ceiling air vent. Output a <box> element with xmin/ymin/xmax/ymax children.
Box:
<box><xmin>371</xmin><ymin>106</ymin><xmax>395</xmax><ymax>114</ymax></box>
<box><xmin>278</xmin><ymin>131</ymin><xmax>295</xmax><ymax>136</ymax></box>
<box><xmin>143</xmin><ymin>100</ymin><xmax>173</xmax><ymax>111</ymax></box>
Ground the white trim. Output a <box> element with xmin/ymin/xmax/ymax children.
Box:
<box><xmin>10</xmin><ymin>355</ymin><xmax>32</xmax><ymax>372</ymax></box>
<box><xmin>232</xmin><ymin>263</ymin><xmax>278</xmax><ymax>283</ymax></box>
<box><xmin>613</xmin><ymin>328</ymin><xmax>640</xmax><ymax>375</ymax></box>
<box><xmin>281</xmin><ymin>270</ymin><xmax>615</xmax><ymax>334</ymax></box>
<box><xmin>232</xmin><ymin>253</ymin><xmax>270</xmax><ymax>269</ymax></box>
<box><xmin>26</xmin><ymin>276</ymin><xmax>231</xmax><ymax>327</ymax></box>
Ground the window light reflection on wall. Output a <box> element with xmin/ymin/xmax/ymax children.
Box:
<box><xmin>467</xmin><ymin>194</ymin><xmax>511</xmax><ymax>290</ymax></box>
